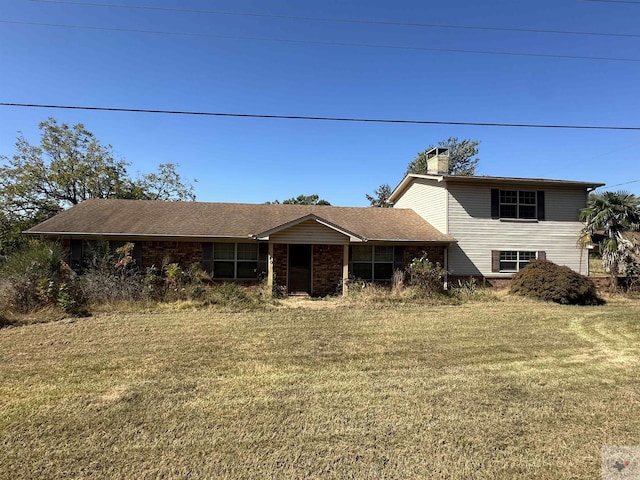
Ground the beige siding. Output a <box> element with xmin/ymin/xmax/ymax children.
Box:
<box><xmin>393</xmin><ymin>179</ymin><xmax>448</xmax><ymax>233</ymax></box>
<box><xmin>446</xmin><ymin>183</ymin><xmax>589</xmax><ymax>276</ymax></box>
<box><xmin>270</xmin><ymin>219</ymin><xmax>349</xmax><ymax>245</ymax></box>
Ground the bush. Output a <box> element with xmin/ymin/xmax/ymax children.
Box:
<box><xmin>510</xmin><ymin>259</ymin><xmax>603</xmax><ymax>305</ymax></box>
<box><xmin>407</xmin><ymin>253</ymin><xmax>446</xmax><ymax>294</ymax></box>
<box><xmin>203</xmin><ymin>282</ymin><xmax>274</xmax><ymax>311</ymax></box>
<box><xmin>1</xmin><ymin>240</ymin><xmax>83</xmax><ymax>313</ymax></box>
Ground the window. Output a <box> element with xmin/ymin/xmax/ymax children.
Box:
<box><xmin>491</xmin><ymin>189</ymin><xmax>545</xmax><ymax>220</ymax></box>
<box><xmin>498</xmin><ymin>251</ymin><xmax>537</xmax><ymax>272</ymax></box>
<box><xmin>211</xmin><ymin>243</ymin><xmax>258</xmax><ymax>279</ymax></box>
<box><xmin>351</xmin><ymin>245</ymin><xmax>394</xmax><ymax>281</ymax></box>
<box><xmin>499</xmin><ymin>190</ymin><xmax>537</xmax><ymax>219</ymax></box>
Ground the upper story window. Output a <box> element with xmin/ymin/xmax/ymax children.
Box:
<box><xmin>492</xmin><ymin>189</ymin><xmax>545</xmax><ymax>220</ymax></box>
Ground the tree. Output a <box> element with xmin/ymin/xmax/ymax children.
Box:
<box><xmin>405</xmin><ymin>137</ymin><xmax>480</xmax><ymax>176</ymax></box>
<box><xmin>267</xmin><ymin>194</ymin><xmax>331</xmax><ymax>205</ymax></box>
<box><xmin>0</xmin><ymin>118</ymin><xmax>196</xmax><ymax>255</ymax></box>
<box><xmin>579</xmin><ymin>191</ymin><xmax>640</xmax><ymax>283</ymax></box>
<box><xmin>366</xmin><ymin>183</ymin><xmax>393</xmax><ymax>208</ymax></box>
<box><xmin>131</xmin><ymin>163</ymin><xmax>196</xmax><ymax>201</ymax></box>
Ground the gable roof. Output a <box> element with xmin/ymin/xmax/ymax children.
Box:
<box><xmin>25</xmin><ymin>198</ymin><xmax>455</xmax><ymax>243</ymax></box>
<box><xmin>389</xmin><ymin>173</ymin><xmax>605</xmax><ymax>203</ymax></box>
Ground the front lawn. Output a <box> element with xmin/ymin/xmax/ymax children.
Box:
<box><xmin>1</xmin><ymin>297</ymin><xmax>639</xmax><ymax>479</ymax></box>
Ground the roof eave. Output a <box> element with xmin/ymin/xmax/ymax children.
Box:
<box><xmin>23</xmin><ymin>231</ymin><xmax>255</xmax><ymax>240</ymax></box>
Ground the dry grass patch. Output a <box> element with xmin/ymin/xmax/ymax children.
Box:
<box><xmin>1</xmin><ymin>298</ymin><xmax>639</xmax><ymax>479</ymax></box>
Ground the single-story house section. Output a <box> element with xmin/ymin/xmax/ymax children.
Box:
<box><xmin>25</xmin><ymin>199</ymin><xmax>455</xmax><ymax>296</ymax></box>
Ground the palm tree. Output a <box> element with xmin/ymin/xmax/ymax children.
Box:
<box><xmin>579</xmin><ymin>191</ymin><xmax>640</xmax><ymax>281</ymax></box>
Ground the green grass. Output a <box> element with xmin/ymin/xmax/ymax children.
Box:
<box><xmin>1</xmin><ymin>296</ymin><xmax>640</xmax><ymax>479</ymax></box>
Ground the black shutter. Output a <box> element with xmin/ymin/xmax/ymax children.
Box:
<box><xmin>70</xmin><ymin>240</ymin><xmax>83</xmax><ymax>270</ymax></box>
<box><xmin>491</xmin><ymin>250</ymin><xmax>500</xmax><ymax>272</ymax></box>
<box><xmin>393</xmin><ymin>246</ymin><xmax>405</xmax><ymax>271</ymax></box>
<box><xmin>491</xmin><ymin>189</ymin><xmax>500</xmax><ymax>218</ymax></box>
<box><xmin>132</xmin><ymin>242</ymin><xmax>142</xmax><ymax>267</ymax></box>
<box><xmin>537</xmin><ymin>191</ymin><xmax>545</xmax><ymax>220</ymax></box>
<box><xmin>201</xmin><ymin>242</ymin><xmax>213</xmax><ymax>275</ymax></box>
<box><xmin>257</xmin><ymin>243</ymin><xmax>269</xmax><ymax>278</ymax></box>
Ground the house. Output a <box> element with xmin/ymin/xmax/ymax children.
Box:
<box><xmin>389</xmin><ymin>148</ymin><xmax>604</xmax><ymax>285</ymax></box>
<box><xmin>25</xmin><ymin>200</ymin><xmax>454</xmax><ymax>296</ymax></box>
<box><xmin>24</xmin><ymin>148</ymin><xmax>604</xmax><ymax>295</ymax></box>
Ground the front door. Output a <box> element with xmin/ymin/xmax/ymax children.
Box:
<box><xmin>288</xmin><ymin>244</ymin><xmax>311</xmax><ymax>294</ymax></box>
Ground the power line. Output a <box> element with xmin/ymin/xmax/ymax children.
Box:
<box><xmin>583</xmin><ymin>0</ymin><xmax>640</xmax><ymax>4</ymax></box>
<box><xmin>2</xmin><ymin>102</ymin><xmax>640</xmax><ymax>131</ymax></box>
<box><xmin>594</xmin><ymin>180</ymin><xmax>640</xmax><ymax>189</ymax></box>
<box><xmin>3</xmin><ymin>20</ymin><xmax>640</xmax><ymax>64</ymax></box>
<box><xmin>29</xmin><ymin>0</ymin><xmax>640</xmax><ymax>40</ymax></box>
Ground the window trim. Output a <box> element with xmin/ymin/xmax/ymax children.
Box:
<box><xmin>211</xmin><ymin>242</ymin><xmax>259</xmax><ymax>279</ymax></box>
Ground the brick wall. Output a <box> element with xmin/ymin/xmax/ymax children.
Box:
<box><xmin>273</xmin><ymin>244</ymin><xmax>288</xmax><ymax>289</ymax></box>
<box><xmin>140</xmin><ymin>241</ymin><xmax>203</xmax><ymax>269</ymax></box>
<box><xmin>448</xmin><ymin>275</ymin><xmax>512</xmax><ymax>289</ymax></box>
<box><xmin>403</xmin><ymin>245</ymin><xmax>445</xmax><ymax>268</ymax></box>
<box><xmin>313</xmin><ymin>244</ymin><xmax>343</xmax><ymax>296</ymax></box>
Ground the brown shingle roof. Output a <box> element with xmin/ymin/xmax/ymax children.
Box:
<box><xmin>25</xmin><ymin>199</ymin><xmax>454</xmax><ymax>243</ymax></box>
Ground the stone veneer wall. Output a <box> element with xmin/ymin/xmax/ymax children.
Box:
<box><xmin>140</xmin><ymin>241</ymin><xmax>203</xmax><ymax>269</ymax></box>
<box><xmin>312</xmin><ymin>244</ymin><xmax>343</xmax><ymax>296</ymax></box>
<box><xmin>273</xmin><ymin>244</ymin><xmax>288</xmax><ymax>290</ymax></box>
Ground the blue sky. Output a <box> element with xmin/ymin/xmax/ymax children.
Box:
<box><xmin>1</xmin><ymin>0</ymin><xmax>639</xmax><ymax>206</ymax></box>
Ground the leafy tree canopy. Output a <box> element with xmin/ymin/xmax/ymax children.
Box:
<box><xmin>406</xmin><ymin>137</ymin><xmax>480</xmax><ymax>176</ymax></box>
<box><xmin>267</xmin><ymin>194</ymin><xmax>331</xmax><ymax>206</ymax></box>
<box><xmin>367</xmin><ymin>137</ymin><xmax>480</xmax><ymax>207</ymax></box>
<box><xmin>366</xmin><ymin>184</ymin><xmax>392</xmax><ymax>208</ymax></box>
<box><xmin>0</xmin><ymin>118</ymin><xmax>196</xmax><ymax>255</ymax></box>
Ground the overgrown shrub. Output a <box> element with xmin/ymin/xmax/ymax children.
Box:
<box><xmin>0</xmin><ymin>240</ymin><xmax>83</xmax><ymax>313</ymax></box>
<box><xmin>407</xmin><ymin>253</ymin><xmax>446</xmax><ymax>294</ymax></box>
<box><xmin>202</xmin><ymin>282</ymin><xmax>275</xmax><ymax>311</ymax></box>
<box><xmin>510</xmin><ymin>259</ymin><xmax>603</xmax><ymax>305</ymax></box>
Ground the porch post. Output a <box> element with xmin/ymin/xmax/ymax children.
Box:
<box><xmin>267</xmin><ymin>242</ymin><xmax>274</xmax><ymax>293</ymax></box>
<box><xmin>342</xmin><ymin>244</ymin><xmax>349</xmax><ymax>296</ymax></box>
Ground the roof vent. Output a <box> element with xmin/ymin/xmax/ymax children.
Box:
<box><xmin>426</xmin><ymin>147</ymin><xmax>449</xmax><ymax>175</ymax></box>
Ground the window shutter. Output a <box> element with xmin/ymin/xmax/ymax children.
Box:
<box><xmin>537</xmin><ymin>251</ymin><xmax>546</xmax><ymax>261</ymax></box>
<box><xmin>257</xmin><ymin>243</ymin><xmax>269</xmax><ymax>277</ymax></box>
<box><xmin>537</xmin><ymin>191</ymin><xmax>545</xmax><ymax>220</ymax></box>
<box><xmin>132</xmin><ymin>242</ymin><xmax>142</xmax><ymax>267</ymax></box>
<box><xmin>201</xmin><ymin>242</ymin><xmax>213</xmax><ymax>274</ymax></box>
<box><xmin>491</xmin><ymin>250</ymin><xmax>500</xmax><ymax>272</ymax></box>
<box><xmin>393</xmin><ymin>246</ymin><xmax>405</xmax><ymax>271</ymax></box>
<box><xmin>491</xmin><ymin>189</ymin><xmax>500</xmax><ymax>218</ymax></box>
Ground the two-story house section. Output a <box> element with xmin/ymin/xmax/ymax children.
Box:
<box><xmin>389</xmin><ymin>148</ymin><xmax>604</xmax><ymax>282</ymax></box>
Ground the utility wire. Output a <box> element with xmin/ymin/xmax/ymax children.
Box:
<box><xmin>594</xmin><ymin>180</ymin><xmax>640</xmax><ymax>189</ymax></box>
<box><xmin>29</xmin><ymin>0</ymin><xmax>640</xmax><ymax>39</ymax></box>
<box><xmin>2</xmin><ymin>102</ymin><xmax>640</xmax><ymax>131</ymax></box>
<box><xmin>3</xmin><ymin>20</ymin><xmax>640</xmax><ymax>63</ymax></box>
<box><xmin>583</xmin><ymin>0</ymin><xmax>640</xmax><ymax>4</ymax></box>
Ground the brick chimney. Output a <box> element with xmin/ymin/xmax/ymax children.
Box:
<box><xmin>426</xmin><ymin>147</ymin><xmax>450</xmax><ymax>175</ymax></box>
